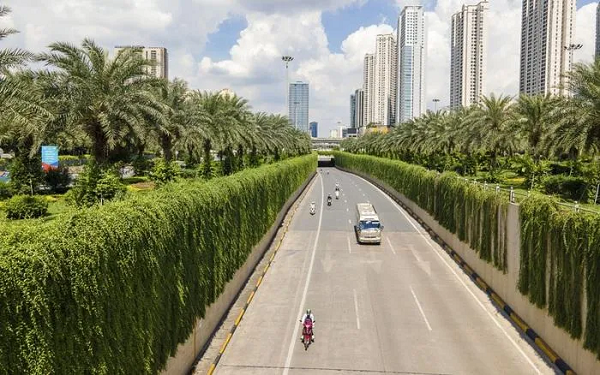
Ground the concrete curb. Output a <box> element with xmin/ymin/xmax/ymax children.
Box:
<box><xmin>206</xmin><ymin>172</ymin><xmax>317</xmax><ymax>375</ymax></box>
<box><xmin>337</xmin><ymin>165</ymin><xmax>576</xmax><ymax>375</ymax></box>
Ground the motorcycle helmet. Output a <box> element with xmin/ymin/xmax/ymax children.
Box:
<box><xmin>306</xmin><ymin>309</ymin><xmax>311</xmax><ymax>315</ymax></box>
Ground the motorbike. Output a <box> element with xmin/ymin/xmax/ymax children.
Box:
<box><xmin>301</xmin><ymin>318</ymin><xmax>314</xmax><ymax>350</ymax></box>
<box><xmin>327</xmin><ymin>198</ymin><xmax>332</xmax><ymax>206</ymax></box>
<box><xmin>335</xmin><ymin>190</ymin><xmax>339</xmax><ymax>200</ymax></box>
<box><xmin>310</xmin><ymin>204</ymin><xmax>316</xmax><ymax>215</ymax></box>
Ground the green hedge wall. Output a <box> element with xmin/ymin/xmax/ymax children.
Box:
<box><xmin>333</xmin><ymin>152</ymin><xmax>507</xmax><ymax>272</ymax></box>
<box><xmin>519</xmin><ymin>195</ymin><xmax>600</xmax><ymax>357</ymax></box>
<box><xmin>335</xmin><ymin>151</ymin><xmax>600</xmax><ymax>359</ymax></box>
<box><xmin>0</xmin><ymin>154</ymin><xmax>316</xmax><ymax>374</ymax></box>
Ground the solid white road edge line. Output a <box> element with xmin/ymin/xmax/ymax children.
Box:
<box><xmin>353</xmin><ymin>289</ymin><xmax>361</xmax><ymax>330</ymax></box>
<box><xmin>354</xmin><ymin>174</ymin><xmax>543</xmax><ymax>375</ymax></box>
<box><xmin>282</xmin><ymin>173</ymin><xmax>324</xmax><ymax>375</ymax></box>
<box><xmin>385</xmin><ymin>237</ymin><xmax>397</xmax><ymax>255</ymax></box>
<box><xmin>410</xmin><ymin>286</ymin><xmax>432</xmax><ymax>331</ymax></box>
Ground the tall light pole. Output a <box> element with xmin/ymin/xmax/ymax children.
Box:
<box><xmin>563</xmin><ymin>44</ymin><xmax>582</xmax><ymax>95</ymax></box>
<box><xmin>432</xmin><ymin>98</ymin><xmax>440</xmax><ymax>112</ymax></box>
<box><xmin>282</xmin><ymin>56</ymin><xmax>294</xmax><ymax>116</ymax></box>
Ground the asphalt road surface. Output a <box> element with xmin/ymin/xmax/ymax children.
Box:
<box><xmin>213</xmin><ymin>168</ymin><xmax>558</xmax><ymax>375</ymax></box>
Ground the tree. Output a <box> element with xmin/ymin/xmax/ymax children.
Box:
<box><xmin>514</xmin><ymin>94</ymin><xmax>557</xmax><ymax>159</ymax></box>
<box><xmin>546</xmin><ymin>60</ymin><xmax>600</xmax><ymax>158</ymax></box>
<box><xmin>0</xmin><ymin>5</ymin><xmax>32</xmax><ymax>73</ymax></box>
<box><xmin>38</xmin><ymin>40</ymin><xmax>168</xmax><ymax>165</ymax></box>
<box><xmin>154</xmin><ymin>78</ymin><xmax>188</xmax><ymax>162</ymax></box>
<box><xmin>463</xmin><ymin>94</ymin><xmax>520</xmax><ymax>174</ymax></box>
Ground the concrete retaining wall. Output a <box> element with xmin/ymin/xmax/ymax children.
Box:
<box><xmin>160</xmin><ymin>172</ymin><xmax>316</xmax><ymax>375</ymax></box>
<box><xmin>343</xmin><ymin>167</ymin><xmax>600</xmax><ymax>375</ymax></box>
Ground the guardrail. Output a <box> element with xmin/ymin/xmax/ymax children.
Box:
<box><xmin>459</xmin><ymin>176</ymin><xmax>600</xmax><ymax>214</ymax></box>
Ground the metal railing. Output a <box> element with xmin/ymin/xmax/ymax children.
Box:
<box><xmin>458</xmin><ymin>176</ymin><xmax>600</xmax><ymax>214</ymax></box>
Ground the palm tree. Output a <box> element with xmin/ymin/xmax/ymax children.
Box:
<box><xmin>546</xmin><ymin>60</ymin><xmax>600</xmax><ymax>158</ymax></box>
<box><xmin>463</xmin><ymin>94</ymin><xmax>520</xmax><ymax>174</ymax></box>
<box><xmin>0</xmin><ymin>6</ymin><xmax>32</xmax><ymax>73</ymax></box>
<box><xmin>514</xmin><ymin>94</ymin><xmax>557</xmax><ymax>159</ymax></box>
<box><xmin>38</xmin><ymin>40</ymin><xmax>168</xmax><ymax>165</ymax></box>
<box><xmin>154</xmin><ymin>78</ymin><xmax>188</xmax><ymax>162</ymax></box>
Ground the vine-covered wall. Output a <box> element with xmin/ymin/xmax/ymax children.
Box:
<box><xmin>334</xmin><ymin>151</ymin><xmax>600</xmax><ymax>360</ymax></box>
<box><xmin>0</xmin><ymin>154</ymin><xmax>316</xmax><ymax>374</ymax></box>
<box><xmin>333</xmin><ymin>151</ymin><xmax>508</xmax><ymax>272</ymax></box>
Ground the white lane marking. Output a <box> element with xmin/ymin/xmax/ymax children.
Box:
<box><xmin>282</xmin><ymin>174</ymin><xmax>325</xmax><ymax>375</ymax></box>
<box><xmin>348</xmin><ymin>219</ymin><xmax>352</xmax><ymax>224</ymax></box>
<box><xmin>408</xmin><ymin>243</ymin><xmax>422</xmax><ymax>262</ymax></box>
<box><xmin>353</xmin><ymin>289</ymin><xmax>361</xmax><ymax>330</ymax></box>
<box><xmin>346</xmin><ymin>208</ymin><xmax>349</xmax><ymax>212</ymax></box>
<box><xmin>385</xmin><ymin>237</ymin><xmax>397</xmax><ymax>255</ymax></box>
<box><xmin>347</xmin><ymin>235</ymin><xmax>352</xmax><ymax>254</ymax></box>
<box><xmin>410</xmin><ymin>286</ymin><xmax>432</xmax><ymax>331</ymax></box>
<box><xmin>355</xmin><ymin>175</ymin><xmax>543</xmax><ymax>374</ymax></box>
<box><xmin>344</xmin><ymin>199</ymin><xmax>348</xmax><ymax>203</ymax></box>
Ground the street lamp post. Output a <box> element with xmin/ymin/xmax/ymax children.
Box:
<box><xmin>432</xmin><ymin>98</ymin><xmax>440</xmax><ymax>112</ymax></box>
<box><xmin>282</xmin><ymin>56</ymin><xmax>294</xmax><ymax>116</ymax></box>
<box><xmin>563</xmin><ymin>44</ymin><xmax>582</xmax><ymax>95</ymax></box>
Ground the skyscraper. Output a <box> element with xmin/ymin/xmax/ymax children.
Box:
<box><xmin>596</xmin><ymin>2</ymin><xmax>600</xmax><ymax>59</ymax></box>
<box><xmin>309</xmin><ymin>121</ymin><xmax>318</xmax><ymax>138</ymax></box>
<box><xmin>363</xmin><ymin>53</ymin><xmax>376</xmax><ymax>126</ymax></box>
<box><xmin>350</xmin><ymin>93</ymin><xmax>357</xmax><ymax>128</ymax></box>
<box><xmin>373</xmin><ymin>34</ymin><xmax>397</xmax><ymax>126</ymax></box>
<box><xmin>519</xmin><ymin>0</ymin><xmax>576</xmax><ymax>95</ymax></box>
<box><xmin>288</xmin><ymin>81</ymin><xmax>310</xmax><ymax>133</ymax></box>
<box><xmin>450</xmin><ymin>1</ymin><xmax>488</xmax><ymax>109</ymax></box>
<box><xmin>398</xmin><ymin>6</ymin><xmax>426</xmax><ymax>123</ymax></box>
<box><xmin>354</xmin><ymin>88</ymin><xmax>365</xmax><ymax>131</ymax></box>
<box><xmin>114</xmin><ymin>46</ymin><xmax>169</xmax><ymax>79</ymax></box>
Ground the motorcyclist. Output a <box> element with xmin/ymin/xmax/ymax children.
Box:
<box><xmin>335</xmin><ymin>182</ymin><xmax>339</xmax><ymax>191</ymax></box>
<box><xmin>327</xmin><ymin>194</ymin><xmax>332</xmax><ymax>205</ymax></box>
<box><xmin>310</xmin><ymin>201</ymin><xmax>316</xmax><ymax>214</ymax></box>
<box><xmin>300</xmin><ymin>309</ymin><xmax>315</xmax><ymax>342</ymax></box>
<box><xmin>335</xmin><ymin>190</ymin><xmax>339</xmax><ymax>199</ymax></box>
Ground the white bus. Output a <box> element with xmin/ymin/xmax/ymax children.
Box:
<box><xmin>355</xmin><ymin>203</ymin><xmax>383</xmax><ymax>244</ymax></box>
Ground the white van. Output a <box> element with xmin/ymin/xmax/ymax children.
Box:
<box><xmin>355</xmin><ymin>203</ymin><xmax>383</xmax><ymax>244</ymax></box>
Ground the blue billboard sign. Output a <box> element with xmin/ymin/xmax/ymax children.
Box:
<box><xmin>41</xmin><ymin>145</ymin><xmax>59</xmax><ymax>171</ymax></box>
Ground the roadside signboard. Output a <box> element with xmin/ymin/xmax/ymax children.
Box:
<box><xmin>41</xmin><ymin>145</ymin><xmax>59</xmax><ymax>171</ymax></box>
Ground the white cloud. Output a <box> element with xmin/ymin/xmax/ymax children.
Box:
<box><xmin>1</xmin><ymin>0</ymin><xmax>597</xmax><ymax>135</ymax></box>
<box><xmin>573</xmin><ymin>3</ymin><xmax>596</xmax><ymax>64</ymax></box>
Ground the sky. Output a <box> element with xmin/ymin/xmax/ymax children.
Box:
<box><xmin>0</xmin><ymin>0</ymin><xmax>598</xmax><ymax>137</ymax></box>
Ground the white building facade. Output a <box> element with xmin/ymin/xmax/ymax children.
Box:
<box><xmin>519</xmin><ymin>0</ymin><xmax>576</xmax><ymax>95</ymax></box>
<box><xmin>362</xmin><ymin>53</ymin><xmax>376</xmax><ymax>127</ymax></box>
<box><xmin>373</xmin><ymin>34</ymin><xmax>397</xmax><ymax>126</ymax></box>
<box><xmin>398</xmin><ymin>6</ymin><xmax>426</xmax><ymax>123</ymax></box>
<box><xmin>288</xmin><ymin>81</ymin><xmax>310</xmax><ymax>133</ymax></box>
<box><xmin>450</xmin><ymin>1</ymin><xmax>488</xmax><ymax>109</ymax></box>
<box><xmin>114</xmin><ymin>46</ymin><xmax>169</xmax><ymax>79</ymax></box>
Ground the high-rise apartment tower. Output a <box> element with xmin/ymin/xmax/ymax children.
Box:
<box><xmin>373</xmin><ymin>34</ymin><xmax>398</xmax><ymax>126</ymax></box>
<box><xmin>114</xmin><ymin>46</ymin><xmax>169</xmax><ymax>79</ymax></box>
<box><xmin>398</xmin><ymin>6</ymin><xmax>426</xmax><ymax>123</ymax></box>
<box><xmin>288</xmin><ymin>81</ymin><xmax>310</xmax><ymax>133</ymax></box>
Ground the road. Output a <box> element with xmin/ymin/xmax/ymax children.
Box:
<box><xmin>213</xmin><ymin>168</ymin><xmax>558</xmax><ymax>375</ymax></box>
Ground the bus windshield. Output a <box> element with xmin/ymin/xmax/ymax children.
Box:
<box><xmin>359</xmin><ymin>220</ymin><xmax>381</xmax><ymax>230</ymax></box>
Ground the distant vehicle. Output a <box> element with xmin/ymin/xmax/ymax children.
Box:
<box><xmin>355</xmin><ymin>203</ymin><xmax>383</xmax><ymax>244</ymax></box>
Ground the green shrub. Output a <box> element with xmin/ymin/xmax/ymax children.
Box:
<box><xmin>542</xmin><ymin>175</ymin><xmax>589</xmax><ymax>202</ymax></box>
<box><xmin>66</xmin><ymin>162</ymin><xmax>126</xmax><ymax>207</ymax></box>
<box><xmin>9</xmin><ymin>156</ymin><xmax>44</xmax><ymax>195</ymax></box>
<box><xmin>43</xmin><ymin>167</ymin><xmax>71</xmax><ymax>194</ymax></box>
<box><xmin>0</xmin><ymin>154</ymin><xmax>316</xmax><ymax>373</ymax></box>
<box><xmin>149</xmin><ymin>159</ymin><xmax>181</xmax><ymax>185</ymax></box>
<box><xmin>4</xmin><ymin>195</ymin><xmax>48</xmax><ymax>219</ymax></box>
<box><xmin>0</xmin><ymin>181</ymin><xmax>12</xmax><ymax>200</ymax></box>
